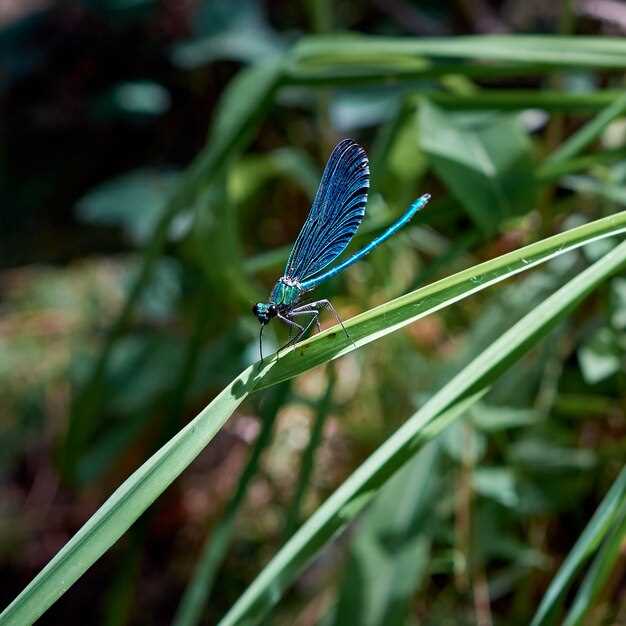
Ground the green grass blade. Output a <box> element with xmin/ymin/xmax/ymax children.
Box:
<box><xmin>218</xmin><ymin>239</ymin><xmax>626</xmax><ymax>626</ymax></box>
<box><xmin>530</xmin><ymin>466</ymin><xmax>626</xmax><ymax>626</ymax></box>
<box><xmin>287</xmin><ymin>35</ymin><xmax>626</xmax><ymax>85</ymax></box>
<box><xmin>2</xmin><ymin>214</ymin><xmax>626</xmax><ymax>626</ymax></box>
<box><xmin>0</xmin><ymin>372</ymin><xmax>256</xmax><ymax>626</ymax></box>
<box><xmin>423</xmin><ymin>90</ymin><xmax>625</xmax><ymax>113</ymax></box>
<box><xmin>257</xmin><ymin>211</ymin><xmax>626</xmax><ymax>389</ymax></box>
<box><xmin>294</xmin><ymin>35</ymin><xmax>626</xmax><ymax>68</ymax></box>
<box><xmin>563</xmin><ymin>491</ymin><xmax>626</xmax><ymax>626</ymax></box>
<box><xmin>562</xmin><ymin>175</ymin><xmax>626</xmax><ymax>205</ymax></box>
<box><xmin>172</xmin><ymin>382</ymin><xmax>291</xmax><ymax>626</ymax></box>
<box><xmin>538</xmin><ymin>147</ymin><xmax>626</xmax><ymax>182</ymax></box>
<box><xmin>544</xmin><ymin>91</ymin><xmax>626</xmax><ymax>166</ymax></box>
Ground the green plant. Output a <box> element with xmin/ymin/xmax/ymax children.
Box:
<box><xmin>3</xmin><ymin>26</ymin><xmax>626</xmax><ymax>626</ymax></box>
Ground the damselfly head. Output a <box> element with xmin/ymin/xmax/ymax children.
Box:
<box><xmin>252</xmin><ymin>302</ymin><xmax>277</xmax><ymax>325</ymax></box>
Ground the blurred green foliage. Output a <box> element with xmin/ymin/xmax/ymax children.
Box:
<box><xmin>1</xmin><ymin>2</ymin><xmax>626</xmax><ymax>626</ymax></box>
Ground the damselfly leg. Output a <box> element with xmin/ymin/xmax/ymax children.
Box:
<box><xmin>291</xmin><ymin>299</ymin><xmax>353</xmax><ymax>345</ymax></box>
<box><xmin>275</xmin><ymin>310</ymin><xmax>317</xmax><ymax>354</ymax></box>
<box><xmin>276</xmin><ymin>313</ymin><xmax>308</xmax><ymax>356</ymax></box>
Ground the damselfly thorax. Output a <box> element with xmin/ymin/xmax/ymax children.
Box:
<box><xmin>271</xmin><ymin>276</ymin><xmax>305</xmax><ymax>309</ymax></box>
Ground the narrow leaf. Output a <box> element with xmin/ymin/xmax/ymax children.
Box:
<box><xmin>530</xmin><ymin>466</ymin><xmax>626</xmax><ymax>626</ymax></box>
<box><xmin>172</xmin><ymin>383</ymin><xmax>290</xmax><ymax>626</ymax></box>
<box><xmin>544</xmin><ymin>91</ymin><xmax>626</xmax><ymax>166</ymax></box>
<box><xmin>2</xmin><ymin>214</ymin><xmax>625</xmax><ymax>626</ymax></box>
<box><xmin>219</xmin><ymin>240</ymin><xmax>626</xmax><ymax>626</ymax></box>
<box><xmin>562</xmin><ymin>494</ymin><xmax>626</xmax><ymax>626</ymax></box>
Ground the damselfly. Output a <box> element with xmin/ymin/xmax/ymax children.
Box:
<box><xmin>252</xmin><ymin>139</ymin><xmax>430</xmax><ymax>362</ymax></box>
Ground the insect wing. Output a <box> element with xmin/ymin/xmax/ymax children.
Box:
<box><xmin>284</xmin><ymin>139</ymin><xmax>369</xmax><ymax>282</ymax></box>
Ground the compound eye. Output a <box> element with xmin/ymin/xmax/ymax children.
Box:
<box><xmin>252</xmin><ymin>303</ymin><xmax>260</xmax><ymax>315</ymax></box>
<box><xmin>268</xmin><ymin>304</ymin><xmax>277</xmax><ymax>316</ymax></box>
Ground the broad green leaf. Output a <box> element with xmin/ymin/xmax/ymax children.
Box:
<box><xmin>219</xmin><ymin>239</ymin><xmax>626</xmax><ymax>626</ymax></box>
<box><xmin>2</xmin><ymin>214</ymin><xmax>626</xmax><ymax>626</ymax></box>
<box><xmin>419</xmin><ymin>100</ymin><xmax>535</xmax><ymax>233</ymax></box>
<box><xmin>530</xmin><ymin>467</ymin><xmax>626</xmax><ymax>626</ymax></box>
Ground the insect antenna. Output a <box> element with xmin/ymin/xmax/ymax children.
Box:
<box><xmin>259</xmin><ymin>324</ymin><xmax>265</xmax><ymax>364</ymax></box>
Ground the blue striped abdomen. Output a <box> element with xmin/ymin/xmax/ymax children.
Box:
<box><xmin>300</xmin><ymin>193</ymin><xmax>431</xmax><ymax>290</ymax></box>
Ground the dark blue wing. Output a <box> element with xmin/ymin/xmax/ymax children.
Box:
<box><xmin>284</xmin><ymin>139</ymin><xmax>369</xmax><ymax>282</ymax></box>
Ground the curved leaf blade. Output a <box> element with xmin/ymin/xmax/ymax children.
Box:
<box><xmin>219</xmin><ymin>239</ymin><xmax>626</xmax><ymax>626</ymax></box>
<box><xmin>2</xmin><ymin>213</ymin><xmax>625</xmax><ymax>626</ymax></box>
<box><xmin>258</xmin><ymin>211</ymin><xmax>626</xmax><ymax>389</ymax></box>
<box><xmin>531</xmin><ymin>467</ymin><xmax>626</xmax><ymax>626</ymax></box>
